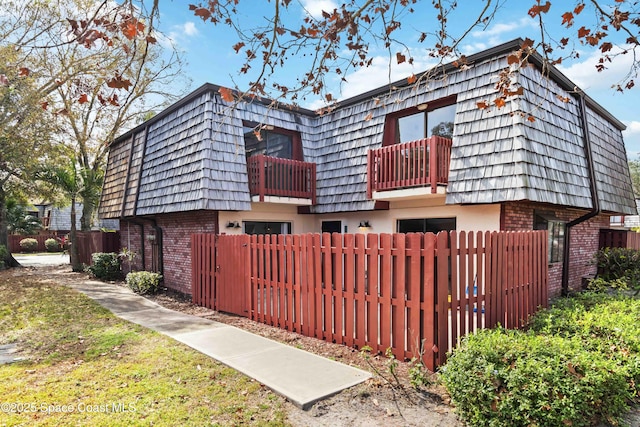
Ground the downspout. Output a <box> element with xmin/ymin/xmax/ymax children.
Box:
<box><xmin>561</xmin><ymin>94</ymin><xmax>600</xmax><ymax>296</ymax></box>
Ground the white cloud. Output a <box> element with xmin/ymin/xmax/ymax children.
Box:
<box><xmin>471</xmin><ymin>18</ymin><xmax>534</xmax><ymax>38</ymax></box>
<box><xmin>300</xmin><ymin>0</ymin><xmax>338</xmax><ymax>19</ymax></box>
<box><xmin>624</xmin><ymin>121</ymin><xmax>640</xmax><ymax>159</ymax></box>
<box><xmin>557</xmin><ymin>46</ymin><xmax>635</xmax><ymax>91</ymax></box>
<box><xmin>157</xmin><ymin>21</ymin><xmax>200</xmax><ymax>50</ymax></box>
<box><xmin>182</xmin><ymin>22</ymin><xmax>199</xmax><ymax>37</ymax></box>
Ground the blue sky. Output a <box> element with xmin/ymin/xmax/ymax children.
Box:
<box><xmin>154</xmin><ymin>1</ymin><xmax>640</xmax><ymax>158</ymax></box>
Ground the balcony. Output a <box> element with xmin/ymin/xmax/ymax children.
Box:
<box><xmin>367</xmin><ymin>136</ymin><xmax>452</xmax><ymax>200</ymax></box>
<box><xmin>247</xmin><ymin>154</ymin><xmax>316</xmax><ymax>205</ymax></box>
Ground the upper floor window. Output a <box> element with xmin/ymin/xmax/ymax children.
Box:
<box><xmin>383</xmin><ymin>96</ymin><xmax>457</xmax><ymax>146</ymax></box>
<box><xmin>243</xmin><ymin>122</ymin><xmax>302</xmax><ymax>160</ymax></box>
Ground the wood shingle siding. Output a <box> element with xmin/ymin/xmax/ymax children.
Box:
<box><xmin>100</xmin><ymin>136</ymin><xmax>132</xmax><ymax>218</ymax></box>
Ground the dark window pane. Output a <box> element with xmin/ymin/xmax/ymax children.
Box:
<box><xmin>321</xmin><ymin>221</ymin><xmax>342</xmax><ymax>233</ymax></box>
<box><xmin>243</xmin><ymin>221</ymin><xmax>291</xmax><ymax>235</ymax></box>
<box><xmin>397</xmin><ymin>218</ymin><xmax>456</xmax><ymax>233</ymax></box>
<box><xmin>266</xmin><ymin>132</ymin><xmax>292</xmax><ymax>158</ymax></box>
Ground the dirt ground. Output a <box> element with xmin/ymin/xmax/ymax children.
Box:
<box><xmin>16</xmin><ymin>265</ymin><xmax>462</xmax><ymax>427</ymax></box>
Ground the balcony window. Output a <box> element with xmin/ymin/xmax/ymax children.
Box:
<box><xmin>243</xmin><ymin>123</ymin><xmax>302</xmax><ymax>160</ymax></box>
<box><xmin>390</xmin><ymin>101</ymin><xmax>456</xmax><ymax>145</ymax></box>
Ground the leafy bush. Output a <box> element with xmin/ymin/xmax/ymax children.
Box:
<box><xmin>44</xmin><ymin>238</ymin><xmax>60</xmax><ymax>252</ymax></box>
<box><xmin>86</xmin><ymin>252</ymin><xmax>121</xmax><ymax>281</ymax></box>
<box><xmin>19</xmin><ymin>238</ymin><xmax>38</xmax><ymax>252</ymax></box>
<box><xmin>125</xmin><ymin>271</ymin><xmax>162</xmax><ymax>295</ymax></box>
<box><xmin>0</xmin><ymin>245</ymin><xmax>7</xmax><ymax>270</ymax></box>
<box><xmin>440</xmin><ymin>328</ymin><xmax>632</xmax><ymax>427</ymax></box>
<box><xmin>593</xmin><ymin>247</ymin><xmax>640</xmax><ymax>292</ymax></box>
<box><xmin>528</xmin><ymin>292</ymin><xmax>640</xmax><ymax>392</ymax></box>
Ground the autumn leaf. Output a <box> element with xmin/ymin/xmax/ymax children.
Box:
<box><xmin>528</xmin><ymin>1</ymin><xmax>551</xmax><ymax>18</ymax></box>
<box><xmin>41</xmin><ymin>101</ymin><xmax>48</xmax><ymax>110</ymax></box>
<box><xmin>494</xmin><ymin>98</ymin><xmax>506</xmax><ymax>108</ymax></box>
<box><xmin>577</xmin><ymin>26</ymin><xmax>590</xmax><ymax>38</ymax></box>
<box><xmin>476</xmin><ymin>101</ymin><xmax>489</xmax><ymax>110</ymax></box>
<box><xmin>78</xmin><ymin>93</ymin><xmax>88</xmax><ymax>104</ymax></box>
<box><xmin>18</xmin><ymin>67</ymin><xmax>30</xmax><ymax>77</ymax></box>
<box><xmin>507</xmin><ymin>54</ymin><xmax>520</xmax><ymax>65</ymax></box>
<box><xmin>396</xmin><ymin>52</ymin><xmax>406</xmax><ymax>64</ymax></box>
<box><xmin>106</xmin><ymin>74</ymin><xmax>132</xmax><ymax>90</ymax></box>
<box><xmin>146</xmin><ymin>35</ymin><xmax>157</xmax><ymax>44</ymax></box>
<box><xmin>407</xmin><ymin>74</ymin><xmax>416</xmax><ymax>84</ymax></box>
<box><xmin>233</xmin><ymin>42</ymin><xmax>245</xmax><ymax>53</ymax></box>
<box><xmin>219</xmin><ymin>87</ymin><xmax>234</xmax><ymax>102</ymax></box>
<box><xmin>561</xmin><ymin>12</ymin><xmax>574</xmax><ymax>27</ymax></box>
<box><xmin>364</xmin><ymin>112</ymin><xmax>373</xmax><ymax>121</ymax></box>
<box><xmin>122</xmin><ymin>22</ymin><xmax>138</xmax><ymax>39</ymax></box>
<box><xmin>193</xmin><ymin>7</ymin><xmax>212</xmax><ymax>21</ymax></box>
<box><xmin>600</xmin><ymin>42</ymin><xmax>613</xmax><ymax>53</ymax></box>
<box><xmin>527</xmin><ymin>115</ymin><xmax>536</xmax><ymax>122</ymax></box>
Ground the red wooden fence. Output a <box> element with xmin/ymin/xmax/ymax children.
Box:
<box><xmin>367</xmin><ymin>136</ymin><xmax>452</xmax><ymax>197</ymax></box>
<box><xmin>76</xmin><ymin>231</ymin><xmax>121</xmax><ymax>265</ymax></box>
<box><xmin>191</xmin><ymin>230</ymin><xmax>548</xmax><ymax>370</ymax></box>
<box><xmin>8</xmin><ymin>234</ymin><xmax>59</xmax><ymax>252</ymax></box>
<box><xmin>599</xmin><ymin>229</ymin><xmax>640</xmax><ymax>251</ymax></box>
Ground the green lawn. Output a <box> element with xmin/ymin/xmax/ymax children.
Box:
<box><xmin>0</xmin><ymin>271</ymin><xmax>289</xmax><ymax>426</ymax></box>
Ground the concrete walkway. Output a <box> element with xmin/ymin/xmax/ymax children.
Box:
<box><xmin>68</xmin><ymin>279</ymin><xmax>371</xmax><ymax>409</ymax></box>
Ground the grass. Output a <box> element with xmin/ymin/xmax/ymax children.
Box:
<box><xmin>0</xmin><ymin>271</ymin><xmax>289</xmax><ymax>426</ymax></box>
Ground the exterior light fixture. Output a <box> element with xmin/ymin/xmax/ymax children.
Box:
<box><xmin>416</xmin><ymin>103</ymin><xmax>428</xmax><ymax>111</ymax></box>
<box><xmin>226</xmin><ymin>221</ymin><xmax>240</xmax><ymax>228</ymax></box>
<box><xmin>358</xmin><ymin>220</ymin><xmax>371</xmax><ymax>228</ymax></box>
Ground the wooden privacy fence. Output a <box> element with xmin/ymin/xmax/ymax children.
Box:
<box><xmin>600</xmin><ymin>229</ymin><xmax>640</xmax><ymax>251</ymax></box>
<box><xmin>8</xmin><ymin>234</ymin><xmax>58</xmax><ymax>252</ymax></box>
<box><xmin>76</xmin><ymin>231</ymin><xmax>121</xmax><ymax>265</ymax></box>
<box><xmin>191</xmin><ymin>230</ymin><xmax>548</xmax><ymax>370</ymax></box>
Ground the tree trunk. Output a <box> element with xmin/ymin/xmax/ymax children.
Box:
<box><xmin>69</xmin><ymin>197</ymin><xmax>82</xmax><ymax>272</ymax></box>
<box><xmin>80</xmin><ymin>198</ymin><xmax>95</xmax><ymax>231</ymax></box>
<box><xmin>0</xmin><ymin>186</ymin><xmax>21</xmax><ymax>268</ymax></box>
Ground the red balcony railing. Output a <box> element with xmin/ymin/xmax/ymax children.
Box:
<box><xmin>367</xmin><ymin>136</ymin><xmax>452</xmax><ymax>197</ymax></box>
<box><xmin>247</xmin><ymin>154</ymin><xmax>316</xmax><ymax>204</ymax></box>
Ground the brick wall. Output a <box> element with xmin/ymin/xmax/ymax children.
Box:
<box><xmin>121</xmin><ymin>211</ymin><xmax>217</xmax><ymax>295</ymax></box>
<box><xmin>502</xmin><ymin>202</ymin><xmax>608</xmax><ymax>297</ymax></box>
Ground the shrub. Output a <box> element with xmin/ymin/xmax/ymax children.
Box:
<box><xmin>593</xmin><ymin>247</ymin><xmax>640</xmax><ymax>292</ymax></box>
<box><xmin>87</xmin><ymin>252</ymin><xmax>121</xmax><ymax>281</ymax></box>
<box><xmin>528</xmin><ymin>292</ymin><xmax>640</xmax><ymax>393</ymax></box>
<box><xmin>125</xmin><ymin>271</ymin><xmax>162</xmax><ymax>295</ymax></box>
<box><xmin>0</xmin><ymin>245</ymin><xmax>7</xmax><ymax>269</ymax></box>
<box><xmin>19</xmin><ymin>238</ymin><xmax>38</xmax><ymax>252</ymax></box>
<box><xmin>44</xmin><ymin>238</ymin><xmax>60</xmax><ymax>252</ymax></box>
<box><xmin>440</xmin><ymin>328</ymin><xmax>632</xmax><ymax>427</ymax></box>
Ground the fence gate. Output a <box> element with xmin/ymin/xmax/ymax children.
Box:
<box><xmin>191</xmin><ymin>234</ymin><xmax>250</xmax><ymax>316</ymax></box>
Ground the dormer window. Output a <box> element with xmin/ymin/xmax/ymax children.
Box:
<box><xmin>243</xmin><ymin>122</ymin><xmax>303</xmax><ymax>160</ymax></box>
<box><xmin>383</xmin><ymin>96</ymin><xmax>456</xmax><ymax>146</ymax></box>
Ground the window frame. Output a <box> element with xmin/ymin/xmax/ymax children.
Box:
<box><xmin>242</xmin><ymin>221</ymin><xmax>292</xmax><ymax>235</ymax></box>
<box><xmin>396</xmin><ymin>217</ymin><xmax>456</xmax><ymax>234</ymax></box>
<box><xmin>382</xmin><ymin>95</ymin><xmax>457</xmax><ymax>146</ymax></box>
<box><xmin>533</xmin><ymin>211</ymin><xmax>566</xmax><ymax>264</ymax></box>
<box><xmin>243</xmin><ymin>121</ymin><xmax>303</xmax><ymax>161</ymax></box>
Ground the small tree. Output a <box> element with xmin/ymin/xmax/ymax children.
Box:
<box><xmin>6</xmin><ymin>200</ymin><xmax>42</xmax><ymax>235</ymax></box>
<box><xmin>35</xmin><ymin>162</ymin><xmax>83</xmax><ymax>271</ymax></box>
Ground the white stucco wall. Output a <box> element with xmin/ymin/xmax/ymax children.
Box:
<box><xmin>218</xmin><ymin>197</ymin><xmax>502</xmax><ymax>235</ymax></box>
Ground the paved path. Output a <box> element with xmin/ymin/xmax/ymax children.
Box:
<box><xmin>14</xmin><ymin>253</ymin><xmax>70</xmax><ymax>267</ymax></box>
<box><xmin>68</xmin><ymin>279</ymin><xmax>371</xmax><ymax>409</ymax></box>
